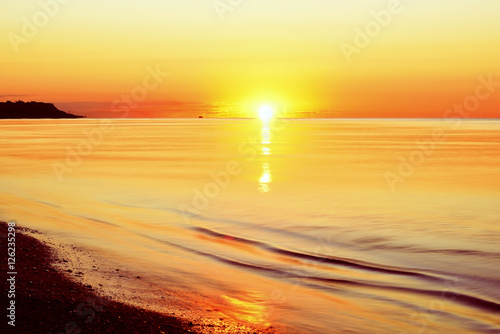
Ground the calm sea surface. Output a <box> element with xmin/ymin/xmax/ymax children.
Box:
<box><xmin>1</xmin><ymin>119</ymin><xmax>499</xmax><ymax>333</ymax></box>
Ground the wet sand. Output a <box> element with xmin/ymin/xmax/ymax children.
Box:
<box><xmin>0</xmin><ymin>222</ymin><xmax>273</xmax><ymax>334</ymax></box>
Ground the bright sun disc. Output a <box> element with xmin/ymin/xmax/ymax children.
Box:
<box><xmin>258</xmin><ymin>105</ymin><xmax>274</xmax><ymax>121</ymax></box>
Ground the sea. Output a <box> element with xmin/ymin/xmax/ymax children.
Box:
<box><xmin>1</xmin><ymin>119</ymin><xmax>499</xmax><ymax>333</ymax></box>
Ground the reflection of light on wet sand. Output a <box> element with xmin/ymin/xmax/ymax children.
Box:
<box><xmin>221</xmin><ymin>293</ymin><xmax>270</xmax><ymax>326</ymax></box>
<box><xmin>259</xmin><ymin>162</ymin><xmax>272</xmax><ymax>193</ymax></box>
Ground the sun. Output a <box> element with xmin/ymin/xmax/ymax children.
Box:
<box><xmin>258</xmin><ymin>105</ymin><xmax>275</xmax><ymax>121</ymax></box>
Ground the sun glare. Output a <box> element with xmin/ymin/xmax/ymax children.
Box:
<box><xmin>258</xmin><ymin>105</ymin><xmax>275</xmax><ymax>122</ymax></box>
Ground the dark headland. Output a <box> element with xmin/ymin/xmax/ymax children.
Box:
<box><xmin>0</xmin><ymin>101</ymin><xmax>84</xmax><ymax>119</ymax></box>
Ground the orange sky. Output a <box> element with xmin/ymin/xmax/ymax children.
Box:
<box><xmin>1</xmin><ymin>1</ymin><xmax>499</xmax><ymax>118</ymax></box>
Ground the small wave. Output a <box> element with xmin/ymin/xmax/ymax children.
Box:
<box><xmin>190</xmin><ymin>226</ymin><xmax>441</xmax><ymax>282</ymax></box>
<box><xmin>307</xmin><ymin>276</ymin><xmax>500</xmax><ymax>313</ymax></box>
<box><xmin>69</xmin><ymin>213</ymin><xmax>120</xmax><ymax>227</ymax></box>
<box><xmin>365</xmin><ymin>243</ymin><xmax>500</xmax><ymax>258</ymax></box>
<box><xmin>35</xmin><ymin>199</ymin><xmax>61</xmax><ymax>208</ymax></box>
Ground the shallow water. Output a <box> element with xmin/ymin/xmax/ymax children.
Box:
<box><xmin>1</xmin><ymin>119</ymin><xmax>500</xmax><ymax>333</ymax></box>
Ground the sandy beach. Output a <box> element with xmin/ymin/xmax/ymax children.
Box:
<box><xmin>1</xmin><ymin>222</ymin><xmax>278</xmax><ymax>334</ymax></box>
<box><xmin>0</xmin><ymin>222</ymin><xmax>198</xmax><ymax>333</ymax></box>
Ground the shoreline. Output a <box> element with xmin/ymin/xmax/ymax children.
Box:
<box><xmin>0</xmin><ymin>222</ymin><xmax>278</xmax><ymax>334</ymax></box>
<box><xmin>0</xmin><ymin>222</ymin><xmax>195</xmax><ymax>333</ymax></box>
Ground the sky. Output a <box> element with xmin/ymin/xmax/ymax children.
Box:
<box><xmin>1</xmin><ymin>0</ymin><xmax>499</xmax><ymax>118</ymax></box>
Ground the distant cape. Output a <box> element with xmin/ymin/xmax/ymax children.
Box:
<box><xmin>0</xmin><ymin>101</ymin><xmax>84</xmax><ymax>119</ymax></box>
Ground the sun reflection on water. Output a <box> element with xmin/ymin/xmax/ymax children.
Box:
<box><xmin>259</xmin><ymin>120</ymin><xmax>273</xmax><ymax>193</ymax></box>
<box><xmin>259</xmin><ymin>163</ymin><xmax>272</xmax><ymax>193</ymax></box>
<box><xmin>261</xmin><ymin>123</ymin><xmax>271</xmax><ymax>145</ymax></box>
